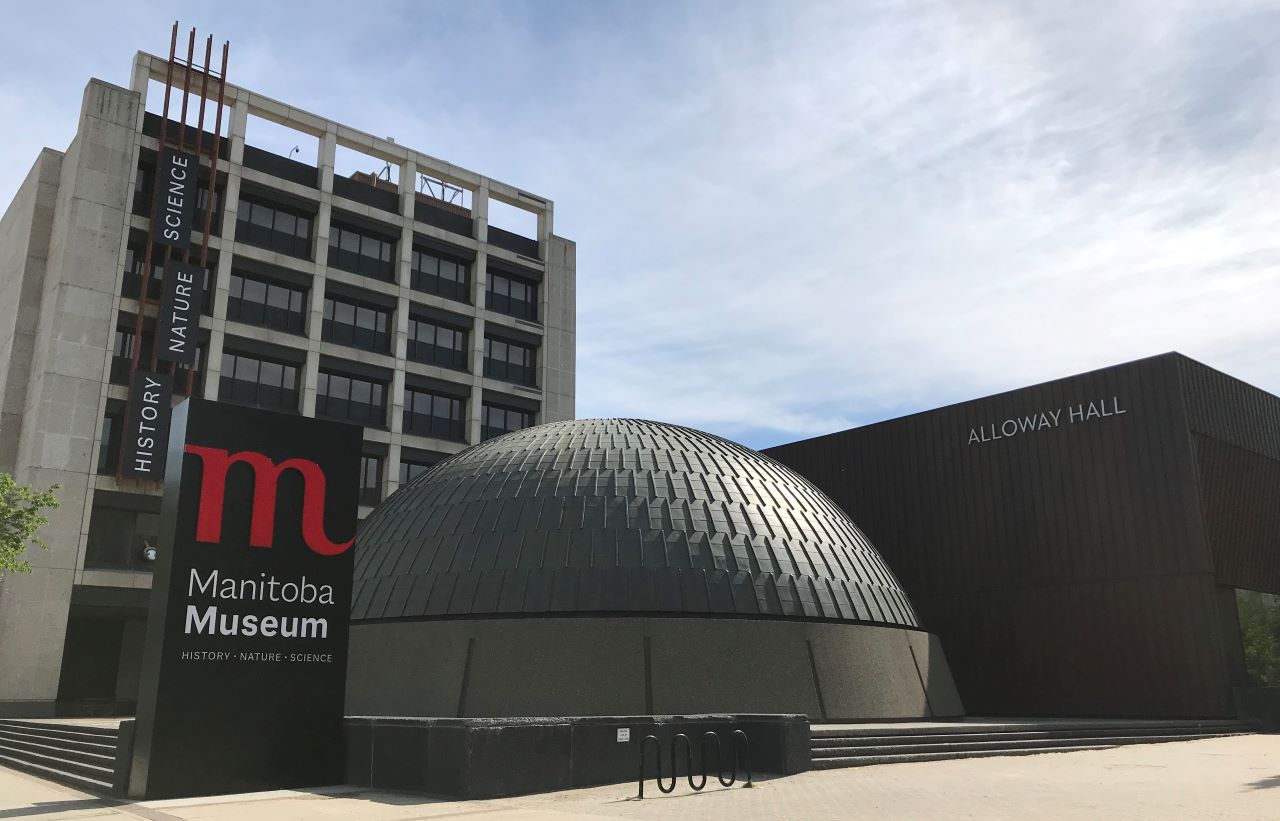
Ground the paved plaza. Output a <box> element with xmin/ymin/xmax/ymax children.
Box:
<box><xmin>2</xmin><ymin>735</ymin><xmax>1278</xmax><ymax>820</ymax></box>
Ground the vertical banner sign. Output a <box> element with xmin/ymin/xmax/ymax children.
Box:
<box><xmin>129</xmin><ymin>399</ymin><xmax>362</xmax><ymax>799</ymax></box>
<box><xmin>121</xmin><ymin>371</ymin><xmax>173</xmax><ymax>479</ymax></box>
<box><xmin>151</xmin><ymin>148</ymin><xmax>198</xmax><ymax>249</ymax></box>
<box><xmin>155</xmin><ymin>261</ymin><xmax>204</xmax><ymax>365</ymax></box>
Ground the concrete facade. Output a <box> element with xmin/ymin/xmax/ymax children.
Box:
<box><xmin>346</xmin><ymin>617</ymin><xmax>964</xmax><ymax>722</ymax></box>
<box><xmin>0</xmin><ymin>52</ymin><xmax>576</xmax><ymax>717</ymax></box>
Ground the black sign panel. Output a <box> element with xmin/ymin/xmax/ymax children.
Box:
<box><xmin>121</xmin><ymin>371</ymin><xmax>173</xmax><ymax>480</ymax></box>
<box><xmin>151</xmin><ymin>148</ymin><xmax>198</xmax><ymax>249</ymax></box>
<box><xmin>129</xmin><ymin>399</ymin><xmax>362</xmax><ymax>799</ymax></box>
<box><xmin>155</xmin><ymin>261</ymin><xmax>204</xmax><ymax>365</ymax></box>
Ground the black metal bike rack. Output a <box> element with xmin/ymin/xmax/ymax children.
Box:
<box><xmin>637</xmin><ymin>729</ymin><xmax>753</xmax><ymax>798</ymax></box>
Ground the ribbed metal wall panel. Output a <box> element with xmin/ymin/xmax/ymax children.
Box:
<box><xmin>767</xmin><ymin>353</ymin><xmax>1239</xmax><ymax>717</ymax></box>
<box><xmin>1195</xmin><ymin>435</ymin><xmax>1280</xmax><ymax>594</ymax></box>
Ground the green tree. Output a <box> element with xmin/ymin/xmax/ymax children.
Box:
<box><xmin>0</xmin><ymin>473</ymin><xmax>61</xmax><ymax>575</ymax></box>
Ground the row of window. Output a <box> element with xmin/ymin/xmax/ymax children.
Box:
<box><xmin>222</xmin><ymin>271</ymin><xmax>536</xmax><ymax>383</ymax></box>
<box><xmin>328</xmin><ymin>222</ymin><xmax>395</xmax><ymax>282</ymax></box>
<box><xmin>216</xmin><ymin>349</ymin><xmax>532</xmax><ymax>441</ymax></box>
<box><xmin>483</xmin><ymin>337</ymin><xmax>536</xmax><ymax>386</ymax></box>
<box><xmin>110</xmin><ymin>328</ymin><xmax>203</xmax><ymax>387</ymax></box>
<box><xmin>136</xmin><ymin>165</ymin><xmax>540</xmax><ymax>319</ymax></box>
<box><xmin>227</xmin><ymin>272</ymin><xmax>307</xmax><ymax>333</ymax></box>
<box><xmin>230</xmin><ymin>198</ymin><xmax>539</xmax><ymax>319</ymax></box>
<box><xmin>122</xmin><ymin>247</ymin><xmax>215</xmax><ymax>309</ymax></box>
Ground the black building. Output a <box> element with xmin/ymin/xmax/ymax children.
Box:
<box><xmin>766</xmin><ymin>353</ymin><xmax>1280</xmax><ymax>719</ymax></box>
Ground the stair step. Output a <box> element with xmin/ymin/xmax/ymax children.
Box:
<box><xmin>812</xmin><ymin>732</ymin><xmax>1245</xmax><ymax>759</ymax></box>
<box><xmin>811</xmin><ymin>728</ymin><xmax>1248</xmax><ymax>749</ymax></box>
<box><xmin>812</xmin><ymin>744</ymin><xmax>1116</xmax><ymax>769</ymax></box>
<box><xmin>810</xmin><ymin>720</ymin><xmax>1252</xmax><ymax>740</ymax></box>
<box><xmin>0</xmin><ymin>750</ymin><xmax>113</xmax><ymax>795</ymax></box>
<box><xmin>0</xmin><ymin>735</ymin><xmax>115</xmax><ymax>767</ymax></box>
<box><xmin>0</xmin><ymin>720</ymin><xmax>118</xmax><ymax>742</ymax></box>
<box><xmin>0</xmin><ymin>727</ymin><xmax>116</xmax><ymax>757</ymax></box>
<box><xmin>0</xmin><ymin>741</ymin><xmax>115</xmax><ymax>783</ymax></box>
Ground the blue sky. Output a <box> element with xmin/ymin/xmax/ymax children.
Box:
<box><xmin>2</xmin><ymin>0</ymin><xmax>1279</xmax><ymax>449</ymax></box>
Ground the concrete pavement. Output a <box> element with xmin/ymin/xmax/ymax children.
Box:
<box><xmin>2</xmin><ymin>735</ymin><xmax>1278</xmax><ymax>820</ymax></box>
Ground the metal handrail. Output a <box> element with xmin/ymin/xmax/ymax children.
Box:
<box><xmin>637</xmin><ymin>729</ymin><xmax>753</xmax><ymax>798</ymax></box>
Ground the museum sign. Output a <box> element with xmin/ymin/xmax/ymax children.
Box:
<box><xmin>128</xmin><ymin>398</ymin><xmax>362</xmax><ymax>799</ymax></box>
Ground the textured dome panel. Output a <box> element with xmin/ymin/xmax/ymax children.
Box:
<box><xmin>352</xmin><ymin>419</ymin><xmax>918</xmax><ymax>627</ymax></box>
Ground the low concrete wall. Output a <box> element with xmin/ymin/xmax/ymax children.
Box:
<box><xmin>343</xmin><ymin>714</ymin><xmax>809</xmax><ymax>799</ymax></box>
<box><xmin>113</xmin><ymin>719</ymin><xmax>135</xmax><ymax>797</ymax></box>
<box><xmin>347</xmin><ymin>616</ymin><xmax>963</xmax><ymax>721</ymax></box>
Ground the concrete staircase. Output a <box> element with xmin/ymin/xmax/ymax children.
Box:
<box><xmin>0</xmin><ymin>719</ymin><xmax>118</xmax><ymax>793</ymax></box>
<box><xmin>811</xmin><ymin>718</ymin><xmax>1256</xmax><ymax>769</ymax></box>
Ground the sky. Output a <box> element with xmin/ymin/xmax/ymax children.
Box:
<box><xmin>2</xmin><ymin>0</ymin><xmax>1279</xmax><ymax>449</ymax></box>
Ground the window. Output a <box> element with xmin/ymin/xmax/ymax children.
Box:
<box><xmin>322</xmin><ymin>296</ymin><xmax>391</xmax><ymax>353</ymax></box>
<box><xmin>173</xmin><ymin>344</ymin><xmax>206</xmax><ymax>395</ymax></box>
<box><xmin>410</xmin><ymin>247</ymin><xmax>469</xmax><ymax>302</ymax></box>
<box><xmin>407</xmin><ymin>316</ymin><xmax>467</xmax><ymax>370</ymax></box>
<box><xmin>122</xmin><ymin>245</ymin><xmax>214</xmax><ymax>312</ymax></box>
<box><xmin>316</xmin><ymin>370</ymin><xmax>386</xmax><ymax>426</ymax></box>
<box><xmin>359</xmin><ymin>455</ymin><xmax>382</xmax><ymax>507</ymax></box>
<box><xmin>483</xmin><ymin>336</ymin><xmax>537</xmax><ymax>386</ymax></box>
<box><xmin>218</xmin><ymin>351</ymin><xmax>299</xmax><ymax>412</ymax></box>
<box><xmin>486</xmin><ymin>271</ymin><xmax>538</xmax><ymax>321</ymax></box>
<box><xmin>122</xmin><ymin>245</ymin><xmax>163</xmax><ymax>301</ymax></box>
<box><xmin>482</xmin><ymin>403</ymin><xmax>533</xmax><ymax>441</ymax></box>
<box><xmin>133</xmin><ymin>166</ymin><xmax>153</xmax><ymax>216</ymax></box>
<box><xmin>110</xmin><ymin>328</ymin><xmax>148</xmax><ymax>384</ymax></box>
<box><xmin>134</xmin><ymin>164</ymin><xmax>222</xmax><ymax>235</ymax></box>
<box><xmin>398</xmin><ymin>458</ymin><xmax>437</xmax><ymax>485</ymax></box>
<box><xmin>403</xmin><ymin>388</ymin><xmax>465</xmax><ymax>441</ymax></box>
<box><xmin>227</xmin><ymin>273</ymin><xmax>307</xmax><ymax>334</ymax></box>
<box><xmin>235</xmin><ymin>195</ymin><xmax>313</xmax><ymax>258</ymax></box>
<box><xmin>327</xmin><ymin>222</ymin><xmax>395</xmax><ymax>282</ymax></box>
<box><xmin>86</xmin><ymin>502</ymin><xmax>160</xmax><ymax>570</ymax></box>
<box><xmin>97</xmin><ymin>413</ymin><xmax>123</xmax><ymax>475</ymax></box>
<box><xmin>194</xmin><ymin>181</ymin><xmax>222</xmax><ymax>236</ymax></box>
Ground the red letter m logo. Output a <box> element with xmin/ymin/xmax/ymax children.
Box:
<box><xmin>184</xmin><ymin>445</ymin><xmax>353</xmax><ymax>556</ymax></box>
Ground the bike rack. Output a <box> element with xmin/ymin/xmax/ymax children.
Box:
<box><xmin>637</xmin><ymin>729</ymin><xmax>753</xmax><ymax>798</ymax></box>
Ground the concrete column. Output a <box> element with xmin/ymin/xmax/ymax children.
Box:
<box><xmin>319</xmin><ymin>128</ymin><xmax>337</xmax><ymax>195</ymax></box>
<box><xmin>129</xmin><ymin>53</ymin><xmax>151</xmax><ymax>98</ymax></box>
<box><xmin>0</xmin><ymin>80</ymin><xmax>139</xmax><ymax>715</ymax></box>
<box><xmin>468</xmin><ymin>243</ymin><xmax>489</xmax><ymax>445</ymax></box>
<box><xmin>473</xmin><ymin>185</ymin><xmax>489</xmax><ymax>245</ymax></box>
<box><xmin>301</xmin><ymin>349</ymin><xmax>320</xmax><ymax>417</ymax></box>
<box><xmin>400</xmin><ymin>160</ymin><xmax>417</xmax><ymax>223</ymax></box>
<box><xmin>201</xmin><ymin>331</ymin><xmax>224</xmax><ymax>401</ymax></box>
<box><xmin>227</xmin><ymin>98</ymin><xmax>249</xmax><ymax>166</ymax></box>
<box><xmin>537</xmin><ymin>203</ymin><xmax>552</xmax><ymax>262</ymax></box>
<box><xmin>385</xmin><ymin>441</ymin><xmax>401</xmax><ymax>498</ymax></box>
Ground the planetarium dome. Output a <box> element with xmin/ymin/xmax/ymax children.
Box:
<box><xmin>352</xmin><ymin>418</ymin><xmax>916</xmax><ymax>626</ymax></box>
<box><xmin>346</xmin><ymin>419</ymin><xmax>962</xmax><ymax>721</ymax></box>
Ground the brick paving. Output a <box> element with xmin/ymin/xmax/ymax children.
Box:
<box><xmin>2</xmin><ymin>735</ymin><xmax>1278</xmax><ymax>820</ymax></box>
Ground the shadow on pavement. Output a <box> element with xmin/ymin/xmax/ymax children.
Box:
<box><xmin>0</xmin><ymin>798</ymin><xmax>118</xmax><ymax>818</ymax></box>
<box><xmin>1245</xmin><ymin>774</ymin><xmax>1280</xmax><ymax>790</ymax></box>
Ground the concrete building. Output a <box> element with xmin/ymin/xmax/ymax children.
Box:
<box><xmin>0</xmin><ymin>51</ymin><xmax>576</xmax><ymax>718</ymax></box>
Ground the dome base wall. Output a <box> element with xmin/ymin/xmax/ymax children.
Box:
<box><xmin>346</xmin><ymin>616</ymin><xmax>963</xmax><ymax>721</ymax></box>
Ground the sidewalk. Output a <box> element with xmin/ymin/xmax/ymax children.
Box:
<box><xmin>2</xmin><ymin>735</ymin><xmax>1278</xmax><ymax>820</ymax></box>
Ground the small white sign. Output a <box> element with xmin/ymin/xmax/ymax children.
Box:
<box><xmin>617</xmin><ymin>728</ymin><xmax>631</xmax><ymax>743</ymax></box>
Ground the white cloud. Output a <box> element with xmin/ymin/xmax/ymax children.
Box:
<box><xmin>2</xmin><ymin>0</ymin><xmax>1278</xmax><ymax>448</ymax></box>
